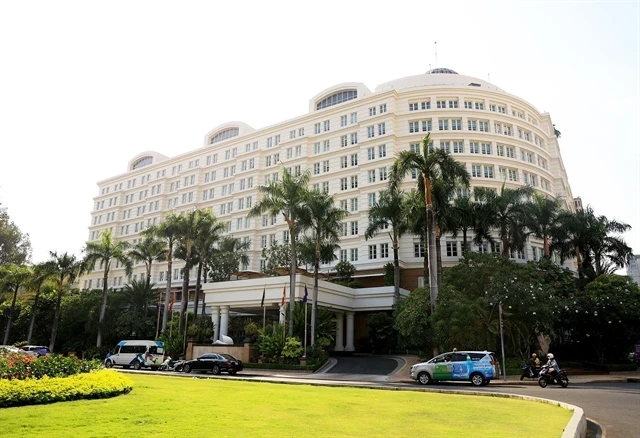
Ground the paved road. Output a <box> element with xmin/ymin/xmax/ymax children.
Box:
<box><xmin>325</xmin><ymin>356</ymin><xmax>399</xmax><ymax>375</ymax></box>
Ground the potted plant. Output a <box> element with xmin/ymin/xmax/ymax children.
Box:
<box><xmin>244</xmin><ymin>322</ymin><xmax>259</xmax><ymax>343</ymax></box>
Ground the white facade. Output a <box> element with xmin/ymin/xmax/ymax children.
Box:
<box><xmin>82</xmin><ymin>68</ymin><xmax>576</xmax><ymax>291</ymax></box>
<box><xmin>628</xmin><ymin>255</ymin><xmax>640</xmax><ymax>284</ymax></box>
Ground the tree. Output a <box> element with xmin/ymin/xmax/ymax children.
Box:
<box><xmin>143</xmin><ymin>213</ymin><xmax>181</xmax><ymax>333</ymax></box>
<box><xmin>129</xmin><ymin>236</ymin><xmax>167</xmax><ymax>294</ymax></box>
<box><xmin>0</xmin><ymin>203</ymin><xmax>31</xmax><ymax>266</ymax></box>
<box><xmin>193</xmin><ymin>218</ymin><xmax>226</xmax><ymax>316</ymax></box>
<box><xmin>447</xmin><ymin>194</ymin><xmax>476</xmax><ymax>256</ymax></box>
<box><xmin>113</xmin><ymin>279</ymin><xmax>157</xmax><ymax>339</ymax></box>
<box><xmin>261</xmin><ymin>242</ymin><xmax>291</xmax><ymax>276</ymax></box>
<box><xmin>525</xmin><ymin>194</ymin><xmax>561</xmax><ymax>258</ymax></box>
<box><xmin>300</xmin><ymin>191</ymin><xmax>347</xmax><ymax>346</ymax></box>
<box><xmin>26</xmin><ymin>262</ymin><xmax>53</xmax><ymax>343</ymax></box>
<box><xmin>249</xmin><ymin>169</ymin><xmax>311</xmax><ymax>337</ymax></box>
<box><xmin>83</xmin><ymin>229</ymin><xmax>132</xmax><ymax>347</ymax></box>
<box><xmin>209</xmin><ymin>236</ymin><xmax>250</xmax><ymax>282</ymax></box>
<box><xmin>47</xmin><ymin>251</ymin><xmax>82</xmax><ymax>351</ymax></box>
<box><xmin>393</xmin><ymin>287</ymin><xmax>432</xmax><ymax>354</ymax></box>
<box><xmin>390</xmin><ymin>133</ymin><xmax>470</xmax><ymax>313</ymax></box>
<box><xmin>0</xmin><ymin>264</ymin><xmax>31</xmax><ymax>344</ymax></box>
<box><xmin>473</xmin><ymin>184</ymin><xmax>533</xmax><ymax>258</ymax></box>
<box><xmin>365</xmin><ymin>187</ymin><xmax>407</xmax><ymax>302</ymax></box>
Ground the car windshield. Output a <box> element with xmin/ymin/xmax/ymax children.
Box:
<box><xmin>199</xmin><ymin>354</ymin><xmax>217</xmax><ymax>360</ymax></box>
<box><xmin>430</xmin><ymin>353</ymin><xmax>452</xmax><ymax>363</ymax></box>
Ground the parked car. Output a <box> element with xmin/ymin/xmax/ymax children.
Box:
<box><xmin>410</xmin><ymin>350</ymin><xmax>500</xmax><ymax>386</ymax></box>
<box><xmin>21</xmin><ymin>345</ymin><xmax>50</xmax><ymax>357</ymax></box>
<box><xmin>104</xmin><ymin>340</ymin><xmax>164</xmax><ymax>370</ymax></box>
<box><xmin>0</xmin><ymin>345</ymin><xmax>27</xmax><ymax>355</ymax></box>
<box><xmin>182</xmin><ymin>353</ymin><xmax>243</xmax><ymax>375</ymax></box>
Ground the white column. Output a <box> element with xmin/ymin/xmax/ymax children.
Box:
<box><xmin>345</xmin><ymin>311</ymin><xmax>355</xmax><ymax>352</ymax></box>
<box><xmin>334</xmin><ymin>312</ymin><xmax>344</xmax><ymax>352</ymax></box>
<box><xmin>219</xmin><ymin>305</ymin><xmax>230</xmax><ymax>338</ymax></box>
<box><xmin>211</xmin><ymin>306</ymin><xmax>220</xmax><ymax>343</ymax></box>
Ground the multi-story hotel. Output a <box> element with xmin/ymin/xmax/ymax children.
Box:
<box><xmin>82</xmin><ymin>68</ymin><xmax>576</xmax><ymax>349</ymax></box>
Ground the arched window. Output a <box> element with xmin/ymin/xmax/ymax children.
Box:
<box><xmin>210</xmin><ymin>128</ymin><xmax>239</xmax><ymax>144</ymax></box>
<box><xmin>316</xmin><ymin>89</ymin><xmax>357</xmax><ymax>110</ymax></box>
<box><xmin>131</xmin><ymin>156</ymin><xmax>153</xmax><ymax>170</ymax></box>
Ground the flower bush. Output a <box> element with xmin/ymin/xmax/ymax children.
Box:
<box><xmin>0</xmin><ymin>369</ymin><xmax>133</xmax><ymax>407</ymax></box>
<box><xmin>0</xmin><ymin>352</ymin><xmax>102</xmax><ymax>381</ymax></box>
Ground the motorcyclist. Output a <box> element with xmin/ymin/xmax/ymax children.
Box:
<box><xmin>531</xmin><ymin>353</ymin><xmax>541</xmax><ymax>368</ymax></box>
<box><xmin>546</xmin><ymin>353</ymin><xmax>560</xmax><ymax>381</ymax></box>
<box><xmin>520</xmin><ymin>353</ymin><xmax>541</xmax><ymax>380</ymax></box>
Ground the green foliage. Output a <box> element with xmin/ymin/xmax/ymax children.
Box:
<box><xmin>0</xmin><ymin>352</ymin><xmax>102</xmax><ymax>380</ymax></box>
<box><xmin>383</xmin><ymin>262</ymin><xmax>394</xmax><ymax>286</ymax></box>
<box><xmin>0</xmin><ymin>369</ymin><xmax>132</xmax><ymax>407</ymax></box>
<box><xmin>242</xmin><ymin>362</ymin><xmax>318</xmax><ymax>371</ymax></box>
<box><xmin>255</xmin><ymin>323</ymin><xmax>286</xmax><ymax>359</ymax></box>
<box><xmin>290</xmin><ymin>301</ymin><xmax>335</xmax><ymax>349</ymax></box>
<box><xmin>367</xmin><ymin>312</ymin><xmax>396</xmax><ymax>353</ymax></box>
<box><xmin>393</xmin><ymin>287</ymin><xmax>432</xmax><ymax>354</ymax></box>
<box><xmin>0</xmin><ymin>203</ymin><xmax>31</xmax><ymax>265</ymax></box>
<box><xmin>209</xmin><ymin>236</ymin><xmax>250</xmax><ymax>282</ymax></box>
<box><xmin>244</xmin><ymin>322</ymin><xmax>259</xmax><ymax>337</ymax></box>
<box><xmin>260</xmin><ymin>242</ymin><xmax>291</xmax><ymax>276</ymax></box>
<box><xmin>186</xmin><ymin>314</ymin><xmax>213</xmax><ymax>344</ymax></box>
<box><xmin>583</xmin><ymin>361</ymin><xmax>638</xmax><ymax>372</ymax></box>
<box><xmin>333</xmin><ymin>261</ymin><xmax>355</xmax><ymax>282</ymax></box>
<box><xmin>281</xmin><ymin>337</ymin><xmax>303</xmax><ymax>359</ymax></box>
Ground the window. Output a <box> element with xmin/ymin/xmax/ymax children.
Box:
<box><xmin>323</xmin><ymin>120</ymin><xmax>330</xmax><ymax>132</ymax></box>
<box><xmin>464</xmin><ymin>101</ymin><xmax>473</xmax><ymax>109</ymax></box>
<box><xmin>481</xmin><ymin>143</ymin><xmax>492</xmax><ymax>155</ymax></box>
<box><xmin>489</xmin><ymin>104</ymin><xmax>496</xmax><ymax>112</ymax></box>
<box><xmin>350</xmin><ymin>248</ymin><xmax>358</xmax><ymax>262</ymax></box>
<box><xmin>350</xmin><ymin>175</ymin><xmax>358</xmax><ymax>188</ymax></box>
<box><xmin>323</xmin><ymin>160</ymin><xmax>329</xmax><ymax>172</ymax></box>
<box><xmin>350</xmin><ymin>112</ymin><xmax>357</xmax><ymax>124</ymax></box>
<box><xmin>340</xmin><ymin>178</ymin><xmax>348</xmax><ymax>191</ymax></box>
<box><xmin>453</xmin><ymin>141</ymin><xmax>464</xmax><ymax>153</ymax></box>
<box><xmin>341</xmin><ymin>135</ymin><xmax>348</xmax><ymax>147</ymax></box>
<box><xmin>478</xmin><ymin>241</ymin><xmax>489</xmax><ymax>254</ymax></box>
<box><xmin>314</xmin><ymin>142</ymin><xmax>321</xmax><ymax>154</ymax></box>
<box><xmin>475</xmin><ymin>102</ymin><xmax>484</xmax><ymax>110</ymax></box>
<box><xmin>340</xmin><ymin>156</ymin><xmax>348</xmax><ymax>169</ymax></box>
<box><xmin>378</xmin><ymin>123</ymin><xmax>386</xmax><ymax>135</ymax></box>
<box><xmin>472</xmin><ymin>165</ymin><xmax>482</xmax><ymax>177</ymax></box>
<box><xmin>368</xmin><ymin>170</ymin><xmax>376</xmax><ymax>183</ymax></box>
<box><xmin>469</xmin><ymin>142</ymin><xmax>479</xmax><ymax>154</ymax></box>
<box><xmin>316</xmin><ymin>90</ymin><xmax>357</xmax><ymax>110</ymax></box>
<box><xmin>368</xmin><ymin>193</ymin><xmax>377</xmax><ymax>206</ymax></box>
<box><xmin>479</xmin><ymin>121</ymin><xmax>489</xmax><ymax>132</ymax></box>
<box><xmin>350</xmin><ymin>198</ymin><xmax>358</xmax><ymax>212</ymax></box>
<box><xmin>340</xmin><ymin>200</ymin><xmax>348</xmax><ymax>211</ymax></box>
<box><xmin>448</xmin><ymin>100</ymin><xmax>458</xmax><ymax>108</ymax></box>
<box><xmin>340</xmin><ymin>115</ymin><xmax>348</xmax><ymax>127</ymax></box>
<box><xmin>451</xmin><ymin>119</ymin><xmax>462</xmax><ymax>130</ymax></box>
<box><xmin>369</xmin><ymin>107</ymin><xmax>376</xmax><ymax>116</ymax></box>
<box><xmin>350</xmin><ymin>133</ymin><xmax>358</xmax><ymax>145</ymax></box>
<box><xmin>340</xmin><ymin>250</ymin><xmax>347</xmax><ymax>262</ymax></box>
<box><xmin>422</xmin><ymin>120</ymin><xmax>433</xmax><ymax>131</ymax></box>
<box><xmin>414</xmin><ymin>243</ymin><xmax>425</xmax><ymax>257</ymax></box>
<box><xmin>314</xmin><ymin>123</ymin><xmax>321</xmax><ymax>134</ymax></box>
<box><xmin>484</xmin><ymin>166</ymin><xmax>494</xmax><ymax>179</ymax></box>
<box><xmin>446</xmin><ymin>241</ymin><xmax>458</xmax><ymax>257</ymax></box>
<box><xmin>322</xmin><ymin>182</ymin><xmax>329</xmax><ymax>193</ymax></box>
<box><xmin>369</xmin><ymin>245</ymin><xmax>377</xmax><ymax>259</ymax></box>
<box><xmin>367</xmin><ymin>126</ymin><xmax>375</xmax><ymax>138</ymax></box>
<box><xmin>313</xmin><ymin>163</ymin><xmax>320</xmax><ymax>175</ymax></box>
<box><xmin>409</xmin><ymin>103</ymin><xmax>419</xmax><ymax>111</ymax></box>
<box><xmin>508</xmin><ymin>169</ymin><xmax>518</xmax><ymax>182</ymax></box>
<box><xmin>379</xmin><ymin>104</ymin><xmax>387</xmax><ymax>113</ymax></box>
<box><xmin>350</xmin><ymin>153</ymin><xmax>358</xmax><ymax>166</ymax></box>
<box><xmin>379</xmin><ymin>167</ymin><xmax>388</xmax><ymax>181</ymax></box>
<box><xmin>380</xmin><ymin>243</ymin><xmax>389</xmax><ymax>258</ymax></box>
<box><xmin>438</xmin><ymin>119</ymin><xmax>449</xmax><ymax>131</ymax></box>
<box><xmin>377</xmin><ymin>145</ymin><xmax>386</xmax><ymax>158</ymax></box>
<box><xmin>468</xmin><ymin>120</ymin><xmax>477</xmax><ymax>131</ymax></box>
<box><xmin>440</xmin><ymin>141</ymin><xmax>450</xmax><ymax>153</ymax></box>
<box><xmin>367</xmin><ymin>147</ymin><xmax>375</xmax><ymax>160</ymax></box>
<box><xmin>409</xmin><ymin>121</ymin><xmax>419</xmax><ymax>133</ymax></box>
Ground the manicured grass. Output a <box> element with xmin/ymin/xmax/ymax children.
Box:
<box><xmin>0</xmin><ymin>374</ymin><xmax>571</xmax><ymax>437</ymax></box>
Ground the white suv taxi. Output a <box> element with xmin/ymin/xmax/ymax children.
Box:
<box><xmin>410</xmin><ymin>351</ymin><xmax>500</xmax><ymax>386</ymax></box>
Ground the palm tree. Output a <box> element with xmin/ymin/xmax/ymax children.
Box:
<box><xmin>129</xmin><ymin>236</ymin><xmax>167</xmax><ymax>334</ymax></box>
<box><xmin>26</xmin><ymin>261</ymin><xmax>53</xmax><ymax>344</ymax></box>
<box><xmin>301</xmin><ymin>191</ymin><xmax>347</xmax><ymax>346</ymax></box>
<box><xmin>191</xmin><ymin>217</ymin><xmax>226</xmax><ymax>317</ymax></box>
<box><xmin>473</xmin><ymin>184</ymin><xmax>533</xmax><ymax>258</ymax></box>
<box><xmin>390</xmin><ymin>133</ymin><xmax>469</xmax><ymax>312</ymax></box>
<box><xmin>525</xmin><ymin>194</ymin><xmax>562</xmax><ymax>258</ymax></box>
<box><xmin>143</xmin><ymin>213</ymin><xmax>181</xmax><ymax>333</ymax></box>
<box><xmin>249</xmin><ymin>169</ymin><xmax>311</xmax><ymax>337</ymax></box>
<box><xmin>83</xmin><ymin>229</ymin><xmax>132</xmax><ymax>347</ymax></box>
<box><xmin>365</xmin><ymin>187</ymin><xmax>407</xmax><ymax>302</ymax></box>
<box><xmin>0</xmin><ymin>264</ymin><xmax>31</xmax><ymax>345</ymax></box>
<box><xmin>209</xmin><ymin>236</ymin><xmax>251</xmax><ymax>282</ymax></box>
<box><xmin>403</xmin><ymin>188</ymin><xmax>428</xmax><ymax>282</ymax></box>
<box><xmin>447</xmin><ymin>194</ymin><xmax>476</xmax><ymax>256</ymax></box>
<box><xmin>47</xmin><ymin>251</ymin><xmax>82</xmax><ymax>351</ymax></box>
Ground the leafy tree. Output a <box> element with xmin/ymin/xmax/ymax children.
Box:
<box><xmin>393</xmin><ymin>287</ymin><xmax>432</xmax><ymax>354</ymax></box>
<box><xmin>333</xmin><ymin>261</ymin><xmax>355</xmax><ymax>283</ymax></box>
<box><xmin>299</xmin><ymin>191</ymin><xmax>346</xmax><ymax>346</ymax></box>
<box><xmin>26</xmin><ymin>262</ymin><xmax>53</xmax><ymax>343</ymax></box>
<box><xmin>209</xmin><ymin>236</ymin><xmax>250</xmax><ymax>283</ymax></box>
<box><xmin>249</xmin><ymin>169</ymin><xmax>311</xmax><ymax>337</ymax></box>
<box><xmin>112</xmin><ymin>280</ymin><xmax>157</xmax><ymax>339</ymax></box>
<box><xmin>0</xmin><ymin>203</ymin><xmax>31</xmax><ymax>266</ymax></box>
<box><xmin>190</xmin><ymin>214</ymin><xmax>225</xmax><ymax>316</ymax></box>
<box><xmin>525</xmin><ymin>194</ymin><xmax>561</xmax><ymax>258</ymax></box>
<box><xmin>261</xmin><ymin>242</ymin><xmax>291</xmax><ymax>276</ymax></box>
<box><xmin>367</xmin><ymin>312</ymin><xmax>396</xmax><ymax>353</ymax></box>
<box><xmin>365</xmin><ymin>187</ymin><xmax>408</xmax><ymax>302</ymax></box>
<box><xmin>390</xmin><ymin>133</ymin><xmax>469</xmax><ymax>313</ymax></box>
<box><xmin>82</xmin><ymin>229</ymin><xmax>132</xmax><ymax>347</ymax></box>
<box><xmin>143</xmin><ymin>213</ymin><xmax>181</xmax><ymax>333</ymax></box>
<box><xmin>290</xmin><ymin>300</ymin><xmax>335</xmax><ymax>350</ymax></box>
<box><xmin>447</xmin><ymin>194</ymin><xmax>476</xmax><ymax>256</ymax></box>
<box><xmin>129</xmin><ymin>236</ymin><xmax>167</xmax><ymax>294</ymax></box>
<box><xmin>47</xmin><ymin>251</ymin><xmax>82</xmax><ymax>351</ymax></box>
<box><xmin>383</xmin><ymin>262</ymin><xmax>394</xmax><ymax>287</ymax></box>
<box><xmin>0</xmin><ymin>264</ymin><xmax>31</xmax><ymax>344</ymax></box>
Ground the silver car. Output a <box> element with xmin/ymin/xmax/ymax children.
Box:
<box><xmin>410</xmin><ymin>350</ymin><xmax>500</xmax><ymax>386</ymax></box>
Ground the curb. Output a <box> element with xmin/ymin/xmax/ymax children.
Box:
<box><xmin>118</xmin><ymin>369</ymin><xmax>586</xmax><ymax>437</ymax></box>
<box><xmin>586</xmin><ymin>417</ymin><xmax>605</xmax><ymax>438</ymax></box>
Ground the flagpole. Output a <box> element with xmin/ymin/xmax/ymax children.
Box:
<box><xmin>303</xmin><ymin>300</ymin><xmax>308</xmax><ymax>358</ymax></box>
<box><xmin>262</xmin><ymin>284</ymin><xmax>266</xmax><ymax>331</ymax></box>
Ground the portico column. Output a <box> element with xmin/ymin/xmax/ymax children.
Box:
<box><xmin>219</xmin><ymin>305</ymin><xmax>230</xmax><ymax>339</ymax></box>
<box><xmin>334</xmin><ymin>312</ymin><xmax>344</xmax><ymax>352</ymax></box>
<box><xmin>211</xmin><ymin>306</ymin><xmax>220</xmax><ymax>343</ymax></box>
<box><xmin>345</xmin><ymin>311</ymin><xmax>355</xmax><ymax>352</ymax></box>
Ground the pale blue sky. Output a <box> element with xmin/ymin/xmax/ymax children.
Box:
<box><xmin>0</xmin><ymin>0</ymin><xmax>638</xmax><ymax>263</ymax></box>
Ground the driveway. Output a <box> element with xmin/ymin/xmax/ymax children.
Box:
<box><xmin>315</xmin><ymin>356</ymin><xmax>404</xmax><ymax>381</ymax></box>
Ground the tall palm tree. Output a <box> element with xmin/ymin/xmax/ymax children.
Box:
<box><xmin>249</xmin><ymin>169</ymin><xmax>311</xmax><ymax>337</ymax></box>
<box><xmin>365</xmin><ymin>187</ymin><xmax>407</xmax><ymax>303</ymax></box>
<box><xmin>447</xmin><ymin>194</ymin><xmax>476</xmax><ymax>256</ymax></box>
<box><xmin>47</xmin><ymin>251</ymin><xmax>82</xmax><ymax>351</ymax></box>
<box><xmin>191</xmin><ymin>216</ymin><xmax>226</xmax><ymax>317</ymax></box>
<box><xmin>0</xmin><ymin>264</ymin><xmax>31</xmax><ymax>345</ymax></box>
<box><xmin>403</xmin><ymin>188</ymin><xmax>428</xmax><ymax>282</ymax></box>
<box><xmin>473</xmin><ymin>184</ymin><xmax>533</xmax><ymax>258</ymax></box>
<box><xmin>390</xmin><ymin>133</ymin><xmax>469</xmax><ymax>312</ymax></box>
<box><xmin>525</xmin><ymin>194</ymin><xmax>562</xmax><ymax>258</ymax></box>
<box><xmin>26</xmin><ymin>261</ymin><xmax>53</xmax><ymax>343</ymax></box>
<box><xmin>143</xmin><ymin>213</ymin><xmax>181</xmax><ymax>333</ymax></box>
<box><xmin>301</xmin><ymin>191</ymin><xmax>347</xmax><ymax>346</ymax></box>
<box><xmin>83</xmin><ymin>229</ymin><xmax>132</xmax><ymax>347</ymax></box>
<box><xmin>129</xmin><ymin>236</ymin><xmax>167</xmax><ymax>333</ymax></box>
<box><xmin>209</xmin><ymin>236</ymin><xmax>251</xmax><ymax>282</ymax></box>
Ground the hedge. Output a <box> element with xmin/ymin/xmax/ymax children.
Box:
<box><xmin>0</xmin><ymin>370</ymin><xmax>133</xmax><ymax>408</ymax></box>
<box><xmin>0</xmin><ymin>353</ymin><xmax>102</xmax><ymax>380</ymax></box>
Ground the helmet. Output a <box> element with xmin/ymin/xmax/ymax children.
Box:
<box><xmin>532</xmin><ymin>353</ymin><xmax>537</xmax><ymax>357</ymax></box>
<box><xmin>547</xmin><ymin>353</ymin><xmax>554</xmax><ymax>360</ymax></box>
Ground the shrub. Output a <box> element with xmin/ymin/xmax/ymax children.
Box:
<box><xmin>0</xmin><ymin>370</ymin><xmax>133</xmax><ymax>407</ymax></box>
<box><xmin>255</xmin><ymin>324</ymin><xmax>286</xmax><ymax>359</ymax></box>
<box><xmin>281</xmin><ymin>337</ymin><xmax>303</xmax><ymax>360</ymax></box>
<box><xmin>0</xmin><ymin>353</ymin><xmax>102</xmax><ymax>381</ymax></box>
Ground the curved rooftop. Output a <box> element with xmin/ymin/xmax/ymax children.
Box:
<box><xmin>375</xmin><ymin>70</ymin><xmax>504</xmax><ymax>93</ymax></box>
<box><xmin>426</xmin><ymin>67</ymin><xmax>458</xmax><ymax>74</ymax></box>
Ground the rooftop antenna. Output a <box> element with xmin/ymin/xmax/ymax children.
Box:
<box><xmin>434</xmin><ymin>41</ymin><xmax>438</xmax><ymax>67</ymax></box>
<box><xmin>488</xmin><ymin>73</ymin><xmax>491</xmax><ymax>83</ymax></box>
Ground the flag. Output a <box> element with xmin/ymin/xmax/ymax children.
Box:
<box><xmin>281</xmin><ymin>285</ymin><xmax>286</xmax><ymax>307</ymax></box>
<box><xmin>302</xmin><ymin>284</ymin><xmax>308</xmax><ymax>304</ymax></box>
<box><xmin>260</xmin><ymin>287</ymin><xmax>266</xmax><ymax>307</ymax></box>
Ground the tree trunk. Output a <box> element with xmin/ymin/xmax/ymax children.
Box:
<box><xmin>194</xmin><ymin>262</ymin><xmax>203</xmax><ymax>317</ymax></box>
<box><xmin>161</xmin><ymin>245</ymin><xmax>173</xmax><ymax>334</ymax></box>
<box><xmin>462</xmin><ymin>229</ymin><xmax>468</xmax><ymax>256</ymax></box>
<box><xmin>27</xmin><ymin>286</ymin><xmax>41</xmax><ymax>344</ymax></box>
<box><xmin>424</xmin><ymin>177</ymin><xmax>438</xmax><ymax>316</ymax></box>
<box><xmin>501</xmin><ymin>234</ymin><xmax>510</xmax><ymax>258</ymax></box>
<box><xmin>179</xmin><ymin>265</ymin><xmax>190</xmax><ymax>334</ymax></box>
<box><xmin>435</xmin><ymin>230</ymin><xmax>443</xmax><ymax>287</ymax></box>
<box><xmin>393</xmin><ymin>234</ymin><xmax>400</xmax><ymax>303</ymax></box>
<box><xmin>96</xmin><ymin>268</ymin><xmax>109</xmax><ymax>348</ymax></box>
<box><xmin>49</xmin><ymin>290</ymin><xmax>63</xmax><ymax>351</ymax></box>
<box><xmin>543</xmin><ymin>234</ymin><xmax>550</xmax><ymax>258</ymax></box>
<box><xmin>2</xmin><ymin>285</ymin><xmax>20</xmax><ymax>345</ymax></box>
<box><xmin>311</xmin><ymin>246</ymin><xmax>320</xmax><ymax>347</ymax></box>
<box><xmin>288</xmin><ymin>227</ymin><xmax>297</xmax><ymax>337</ymax></box>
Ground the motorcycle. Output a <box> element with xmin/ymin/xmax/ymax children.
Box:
<box><xmin>538</xmin><ymin>364</ymin><xmax>569</xmax><ymax>388</ymax></box>
<box><xmin>520</xmin><ymin>363</ymin><xmax>540</xmax><ymax>380</ymax></box>
<box><xmin>159</xmin><ymin>356</ymin><xmax>183</xmax><ymax>372</ymax></box>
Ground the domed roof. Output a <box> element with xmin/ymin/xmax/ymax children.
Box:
<box><xmin>426</xmin><ymin>67</ymin><xmax>458</xmax><ymax>74</ymax></box>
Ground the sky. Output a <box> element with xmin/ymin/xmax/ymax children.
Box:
<box><xmin>0</xmin><ymin>1</ymin><xmax>638</xmax><ymax>263</ymax></box>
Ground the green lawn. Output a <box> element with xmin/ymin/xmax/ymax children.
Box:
<box><xmin>0</xmin><ymin>374</ymin><xmax>571</xmax><ymax>437</ymax></box>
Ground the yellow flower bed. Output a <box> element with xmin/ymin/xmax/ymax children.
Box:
<box><xmin>0</xmin><ymin>369</ymin><xmax>133</xmax><ymax>408</ymax></box>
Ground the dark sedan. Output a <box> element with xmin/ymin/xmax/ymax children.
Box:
<box><xmin>182</xmin><ymin>353</ymin><xmax>243</xmax><ymax>375</ymax></box>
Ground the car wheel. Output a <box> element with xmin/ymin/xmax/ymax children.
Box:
<box><xmin>104</xmin><ymin>360</ymin><xmax>113</xmax><ymax>369</ymax></box>
<box><xmin>417</xmin><ymin>372</ymin><xmax>432</xmax><ymax>385</ymax></box>
<box><xmin>183</xmin><ymin>364</ymin><xmax>192</xmax><ymax>374</ymax></box>
<box><xmin>470</xmin><ymin>373</ymin><xmax>485</xmax><ymax>387</ymax></box>
<box><xmin>538</xmin><ymin>377</ymin><xmax>548</xmax><ymax>388</ymax></box>
<box><xmin>211</xmin><ymin>365</ymin><xmax>220</xmax><ymax>375</ymax></box>
<box><xmin>133</xmin><ymin>361</ymin><xmax>142</xmax><ymax>371</ymax></box>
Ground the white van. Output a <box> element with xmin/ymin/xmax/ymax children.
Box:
<box><xmin>104</xmin><ymin>340</ymin><xmax>164</xmax><ymax>370</ymax></box>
